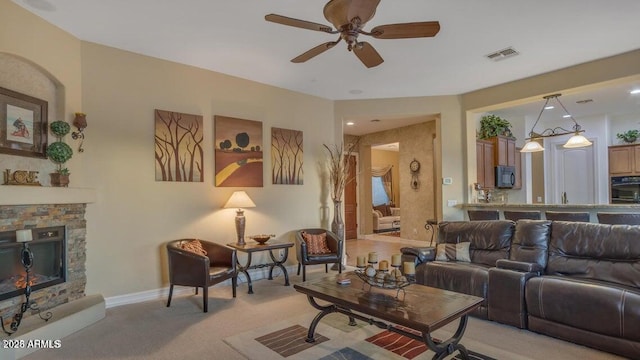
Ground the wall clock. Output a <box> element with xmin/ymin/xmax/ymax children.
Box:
<box><xmin>409</xmin><ymin>159</ymin><xmax>420</xmax><ymax>189</ymax></box>
<box><xmin>410</xmin><ymin>159</ymin><xmax>421</xmax><ymax>172</ymax></box>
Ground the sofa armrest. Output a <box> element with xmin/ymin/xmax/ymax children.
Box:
<box><xmin>496</xmin><ymin>259</ymin><xmax>544</xmax><ymax>274</ymax></box>
<box><xmin>400</xmin><ymin>246</ymin><xmax>436</xmax><ymax>266</ymax></box>
<box><xmin>390</xmin><ymin>207</ymin><xmax>400</xmax><ymax>216</ymax></box>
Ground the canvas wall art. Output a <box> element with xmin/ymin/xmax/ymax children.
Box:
<box><xmin>214</xmin><ymin>115</ymin><xmax>263</xmax><ymax>187</ymax></box>
<box><xmin>271</xmin><ymin>127</ymin><xmax>303</xmax><ymax>185</ymax></box>
<box><xmin>154</xmin><ymin>109</ymin><xmax>203</xmax><ymax>182</ymax></box>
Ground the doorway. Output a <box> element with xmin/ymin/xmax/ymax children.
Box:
<box><xmin>345</xmin><ymin>154</ymin><xmax>358</xmax><ymax>240</ymax></box>
<box><xmin>548</xmin><ymin>138</ymin><xmax>597</xmax><ymax>204</ymax></box>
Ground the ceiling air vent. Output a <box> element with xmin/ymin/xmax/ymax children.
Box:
<box><xmin>485</xmin><ymin>47</ymin><xmax>519</xmax><ymax>61</ymax></box>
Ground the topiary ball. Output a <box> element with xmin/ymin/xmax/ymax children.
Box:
<box><xmin>50</xmin><ymin>121</ymin><xmax>71</xmax><ymax>138</ymax></box>
<box><xmin>46</xmin><ymin>141</ymin><xmax>73</xmax><ymax>164</ymax></box>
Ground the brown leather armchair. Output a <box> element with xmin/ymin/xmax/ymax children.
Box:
<box><xmin>166</xmin><ymin>239</ymin><xmax>237</xmax><ymax>312</ymax></box>
<box><xmin>295</xmin><ymin>229</ymin><xmax>343</xmax><ymax>282</ymax></box>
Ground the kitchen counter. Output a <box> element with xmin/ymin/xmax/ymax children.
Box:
<box><xmin>460</xmin><ymin>203</ymin><xmax>640</xmax><ymax>222</ymax></box>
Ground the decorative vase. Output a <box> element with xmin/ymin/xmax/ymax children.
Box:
<box><xmin>331</xmin><ymin>200</ymin><xmax>344</xmax><ymax>241</ymax></box>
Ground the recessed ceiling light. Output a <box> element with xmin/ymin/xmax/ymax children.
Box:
<box><xmin>349</xmin><ymin>89</ymin><xmax>363</xmax><ymax>94</ymax></box>
<box><xmin>631</xmin><ymin>89</ymin><xmax>640</xmax><ymax>95</ymax></box>
<box><xmin>544</xmin><ymin>106</ymin><xmax>555</xmax><ymax>110</ymax></box>
<box><xmin>346</xmin><ymin>121</ymin><xmax>355</xmax><ymax>126</ymax></box>
<box><xmin>562</xmin><ymin>114</ymin><xmax>571</xmax><ymax>118</ymax></box>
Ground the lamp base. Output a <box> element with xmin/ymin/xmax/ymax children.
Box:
<box><xmin>235</xmin><ymin>209</ymin><xmax>246</xmax><ymax>246</ymax></box>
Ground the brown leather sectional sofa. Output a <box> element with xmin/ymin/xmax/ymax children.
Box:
<box><xmin>401</xmin><ymin>220</ymin><xmax>640</xmax><ymax>359</ymax></box>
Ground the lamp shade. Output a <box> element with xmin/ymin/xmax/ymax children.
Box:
<box><xmin>520</xmin><ymin>140</ymin><xmax>544</xmax><ymax>153</ymax></box>
<box><xmin>223</xmin><ymin>191</ymin><xmax>256</xmax><ymax>209</ymax></box>
<box><xmin>16</xmin><ymin>229</ymin><xmax>33</xmax><ymax>243</ymax></box>
<box><xmin>563</xmin><ymin>134</ymin><xmax>593</xmax><ymax>148</ymax></box>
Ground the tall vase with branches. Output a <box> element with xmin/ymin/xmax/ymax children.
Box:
<box><xmin>323</xmin><ymin>142</ymin><xmax>357</xmax><ymax>242</ymax></box>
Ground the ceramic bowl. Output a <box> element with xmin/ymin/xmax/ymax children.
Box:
<box><xmin>251</xmin><ymin>234</ymin><xmax>273</xmax><ymax>244</ymax></box>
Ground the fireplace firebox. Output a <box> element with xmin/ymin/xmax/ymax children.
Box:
<box><xmin>0</xmin><ymin>226</ymin><xmax>66</xmax><ymax>302</ymax></box>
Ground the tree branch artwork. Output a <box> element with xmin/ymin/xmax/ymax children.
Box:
<box><xmin>271</xmin><ymin>127</ymin><xmax>303</xmax><ymax>185</ymax></box>
<box><xmin>154</xmin><ymin>109</ymin><xmax>203</xmax><ymax>182</ymax></box>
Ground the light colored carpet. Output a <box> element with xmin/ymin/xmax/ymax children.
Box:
<box><xmin>22</xmin><ymin>271</ymin><xmax>624</xmax><ymax>360</ymax></box>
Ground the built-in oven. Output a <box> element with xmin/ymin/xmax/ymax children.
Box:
<box><xmin>610</xmin><ymin>176</ymin><xmax>640</xmax><ymax>203</ymax></box>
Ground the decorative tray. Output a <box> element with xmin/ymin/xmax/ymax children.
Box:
<box><xmin>354</xmin><ymin>269</ymin><xmax>413</xmax><ymax>290</ymax></box>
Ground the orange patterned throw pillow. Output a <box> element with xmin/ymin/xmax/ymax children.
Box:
<box><xmin>180</xmin><ymin>240</ymin><xmax>207</xmax><ymax>256</ymax></box>
<box><xmin>301</xmin><ymin>232</ymin><xmax>331</xmax><ymax>255</ymax></box>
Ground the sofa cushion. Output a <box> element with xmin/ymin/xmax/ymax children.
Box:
<box><xmin>373</xmin><ymin>204</ymin><xmax>391</xmax><ymax>216</ymax></box>
<box><xmin>435</xmin><ymin>242</ymin><xmax>471</xmax><ymax>262</ymax></box>
<box><xmin>509</xmin><ymin>220</ymin><xmax>550</xmax><ymax>268</ymax></box>
<box><xmin>526</xmin><ymin>275</ymin><xmax>640</xmax><ymax>342</ymax></box>
<box><xmin>373</xmin><ymin>209</ymin><xmax>384</xmax><ymax>218</ymax></box>
<box><xmin>301</xmin><ymin>231</ymin><xmax>331</xmax><ymax>255</ymax></box>
<box><xmin>437</xmin><ymin>221</ymin><xmax>514</xmax><ymax>267</ymax></box>
<box><xmin>547</xmin><ymin>222</ymin><xmax>640</xmax><ymax>288</ymax></box>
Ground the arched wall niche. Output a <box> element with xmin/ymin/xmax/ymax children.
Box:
<box><xmin>0</xmin><ymin>52</ymin><xmax>66</xmax><ymax>185</ymax></box>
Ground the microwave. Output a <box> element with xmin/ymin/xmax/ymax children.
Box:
<box><xmin>495</xmin><ymin>165</ymin><xmax>515</xmax><ymax>188</ymax></box>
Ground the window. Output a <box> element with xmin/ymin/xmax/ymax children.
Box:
<box><xmin>372</xmin><ymin>176</ymin><xmax>390</xmax><ymax>206</ymax></box>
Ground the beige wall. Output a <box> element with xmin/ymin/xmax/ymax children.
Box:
<box><xmin>1</xmin><ymin>1</ymin><xmax>337</xmax><ymax>298</ymax></box>
<box><xmin>371</xmin><ymin>149</ymin><xmax>400</xmax><ymax>206</ymax></box>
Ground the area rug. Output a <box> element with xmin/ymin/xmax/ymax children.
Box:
<box><xmin>224</xmin><ymin>312</ymin><xmax>532</xmax><ymax>360</ymax></box>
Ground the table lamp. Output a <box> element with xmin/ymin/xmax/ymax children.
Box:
<box><xmin>224</xmin><ymin>191</ymin><xmax>256</xmax><ymax>246</ymax></box>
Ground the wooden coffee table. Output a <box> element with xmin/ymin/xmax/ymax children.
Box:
<box><xmin>294</xmin><ymin>272</ymin><xmax>483</xmax><ymax>360</ymax></box>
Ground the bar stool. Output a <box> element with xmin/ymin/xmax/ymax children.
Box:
<box><xmin>544</xmin><ymin>211</ymin><xmax>590</xmax><ymax>222</ymax></box>
<box><xmin>467</xmin><ymin>210</ymin><xmax>500</xmax><ymax>221</ymax></box>
<box><xmin>596</xmin><ymin>212</ymin><xmax>640</xmax><ymax>225</ymax></box>
<box><xmin>503</xmin><ymin>210</ymin><xmax>541</xmax><ymax>221</ymax></box>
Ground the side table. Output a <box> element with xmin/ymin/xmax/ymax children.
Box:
<box><xmin>226</xmin><ymin>241</ymin><xmax>294</xmax><ymax>294</ymax></box>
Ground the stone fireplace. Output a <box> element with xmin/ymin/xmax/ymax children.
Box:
<box><xmin>0</xmin><ymin>203</ymin><xmax>87</xmax><ymax>331</ymax></box>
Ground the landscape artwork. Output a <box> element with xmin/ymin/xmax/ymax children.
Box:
<box><xmin>214</xmin><ymin>115</ymin><xmax>263</xmax><ymax>187</ymax></box>
<box><xmin>271</xmin><ymin>127</ymin><xmax>303</xmax><ymax>185</ymax></box>
<box><xmin>154</xmin><ymin>109</ymin><xmax>203</xmax><ymax>182</ymax></box>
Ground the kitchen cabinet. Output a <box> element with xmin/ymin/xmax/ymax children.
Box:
<box><xmin>608</xmin><ymin>144</ymin><xmax>640</xmax><ymax>175</ymax></box>
<box><xmin>476</xmin><ymin>140</ymin><xmax>495</xmax><ymax>189</ymax></box>
<box><xmin>491</xmin><ymin>135</ymin><xmax>517</xmax><ymax>166</ymax></box>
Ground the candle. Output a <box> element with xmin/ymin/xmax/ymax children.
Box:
<box><xmin>391</xmin><ymin>254</ymin><xmax>402</xmax><ymax>266</ymax></box>
<box><xmin>379</xmin><ymin>260</ymin><xmax>389</xmax><ymax>271</ymax></box>
<box><xmin>16</xmin><ymin>229</ymin><xmax>32</xmax><ymax>243</ymax></box>
<box><xmin>403</xmin><ymin>261</ymin><xmax>416</xmax><ymax>275</ymax></box>
<box><xmin>356</xmin><ymin>256</ymin><xmax>366</xmax><ymax>267</ymax></box>
<box><xmin>368</xmin><ymin>252</ymin><xmax>378</xmax><ymax>263</ymax></box>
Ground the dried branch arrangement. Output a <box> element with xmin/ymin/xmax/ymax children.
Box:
<box><xmin>323</xmin><ymin>141</ymin><xmax>357</xmax><ymax>201</ymax></box>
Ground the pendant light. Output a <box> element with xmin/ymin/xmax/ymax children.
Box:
<box><xmin>521</xmin><ymin>94</ymin><xmax>592</xmax><ymax>153</ymax></box>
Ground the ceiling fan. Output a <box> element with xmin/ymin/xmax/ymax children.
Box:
<box><xmin>265</xmin><ymin>0</ymin><xmax>440</xmax><ymax>68</ymax></box>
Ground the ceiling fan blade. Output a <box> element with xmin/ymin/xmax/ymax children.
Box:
<box><xmin>353</xmin><ymin>42</ymin><xmax>383</xmax><ymax>68</ymax></box>
<box><xmin>370</xmin><ymin>21</ymin><xmax>440</xmax><ymax>39</ymax></box>
<box><xmin>291</xmin><ymin>41</ymin><xmax>340</xmax><ymax>63</ymax></box>
<box><xmin>265</xmin><ymin>14</ymin><xmax>336</xmax><ymax>33</ymax></box>
<box><xmin>324</xmin><ymin>0</ymin><xmax>380</xmax><ymax>29</ymax></box>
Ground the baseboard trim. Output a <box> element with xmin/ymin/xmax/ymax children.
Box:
<box><xmin>105</xmin><ymin>264</ymin><xmax>297</xmax><ymax>308</ymax></box>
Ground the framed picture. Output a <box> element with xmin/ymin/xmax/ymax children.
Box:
<box><xmin>154</xmin><ymin>109</ymin><xmax>204</xmax><ymax>182</ymax></box>
<box><xmin>214</xmin><ymin>115</ymin><xmax>263</xmax><ymax>187</ymax></box>
<box><xmin>0</xmin><ymin>86</ymin><xmax>48</xmax><ymax>158</ymax></box>
<box><xmin>271</xmin><ymin>127</ymin><xmax>303</xmax><ymax>185</ymax></box>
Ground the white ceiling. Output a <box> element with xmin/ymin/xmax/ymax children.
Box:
<box><xmin>13</xmin><ymin>0</ymin><xmax>640</xmax><ymax>134</ymax></box>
